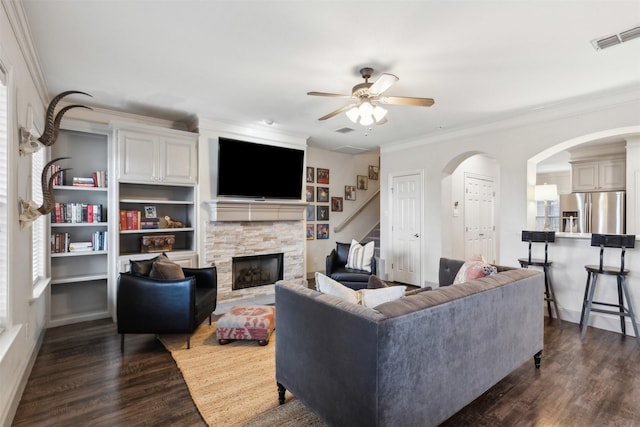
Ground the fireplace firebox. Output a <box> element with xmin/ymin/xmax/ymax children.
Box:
<box><xmin>232</xmin><ymin>253</ymin><xmax>284</xmax><ymax>290</ymax></box>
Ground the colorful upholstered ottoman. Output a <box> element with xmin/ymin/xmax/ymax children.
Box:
<box><xmin>216</xmin><ymin>305</ymin><xmax>275</xmax><ymax>346</ymax></box>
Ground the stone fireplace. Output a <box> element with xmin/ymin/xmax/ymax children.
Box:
<box><xmin>205</xmin><ymin>199</ymin><xmax>307</xmax><ymax>303</ymax></box>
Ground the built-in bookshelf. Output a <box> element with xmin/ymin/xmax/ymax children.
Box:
<box><xmin>113</xmin><ymin>122</ymin><xmax>198</xmax><ymax>273</ymax></box>
<box><xmin>48</xmin><ymin>120</ymin><xmax>112</xmax><ymax>327</ymax></box>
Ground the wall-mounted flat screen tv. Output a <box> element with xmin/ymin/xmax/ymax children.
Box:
<box><xmin>217</xmin><ymin>137</ymin><xmax>304</xmax><ymax>200</ymax></box>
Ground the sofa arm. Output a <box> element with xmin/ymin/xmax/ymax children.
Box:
<box><xmin>370</xmin><ymin>256</ymin><xmax>377</xmax><ymax>275</ymax></box>
<box><xmin>117</xmin><ymin>272</ymin><xmax>196</xmax><ymax>334</ymax></box>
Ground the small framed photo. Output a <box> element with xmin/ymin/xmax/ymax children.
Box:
<box><xmin>369</xmin><ymin>165</ymin><xmax>379</xmax><ymax>180</ymax></box>
<box><xmin>306</xmin><ymin>224</ymin><xmax>315</xmax><ymax>240</ymax></box>
<box><xmin>345</xmin><ymin>185</ymin><xmax>356</xmax><ymax>201</ymax></box>
<box><xmin>144</xmin><ymin>205</ymin><xmax>157</xmax><ymax>218</ymax></box>
<box><xmin>317</xmin><ymin>205</ymin><xmax>329</xmax><ymax>221</ymax></box>
<box><xmin>331</xmin><ymin>197</ymin><xmax>343</xmax><ymax>212</ymax></box>
<box><xmin>306</xmin><ymin>205</ymin><xmax>315</xmax><ymax>221</ymax></box>
<box><xmin>317</xmin><ymin>187</ymin><xmax>329</xmax><ymax>202</ymax></box>
<box><xmin>357</xmin><ymin>175</ymin><xmax>368</xmax><ymax>190</ymax></box>
<box><xmin>316</xmin><ymin>224</ymin><xmax>329</xmax><ymax>239</ymax></box>
<box><xmin>306</xmin><ymin>185</ymin><xmax>315</xmax><ymax>202</ymax></box>
<box><xmin>317</xmin><ymin>168</ymin><xmax>330</xmax><ymax>184</ymax></box>
<box><xmin>306</xmin><ymin>167</ymin><xmax>315</xmax><ymax>183</ymax></box>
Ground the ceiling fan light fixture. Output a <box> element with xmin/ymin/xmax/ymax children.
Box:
<box><xmin>372</xmin><ymin>105</ymin><xmax>387</xmax><ymax>122</ymax></box>
<box><xmin>359</xmin><ymin>114</ymin><xmax>374</xmax><ymax>126</ymax></box>
<box><xmin>359</xmin><ymin>100</ymin><xmax>374</xmax><ymax>116</ymax></box>
<box><xmin>345</xmin><ymin>106</ymin><xmax>360</xmax><ymax>123</ymax></box>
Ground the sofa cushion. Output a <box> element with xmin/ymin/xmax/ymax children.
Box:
<box><xmin>346</xmin><ymin>239</ymin><xmax>375</xmax><ymax>272</ymax></box>
<box><xmin>149</xmin><ymin>259</ymin><xmax>185</xmax><ymax>279</ymax></box>
<box><xmin>359</xmin><ymin>286</ymin><xmax>406</xmax><ymax>308</ymax></box>
<box><xmin>367</xmin><ymin>275</ymin><xmax>389</xmax><ymax>289</ymax></box>
<box><xmin>130</xmin><ymin>253</ymin><xmax>168</xmax><ymax>276</ymax></box>
<box><xmin>315</xmin><ymin>272</ymin><xmax>361</xmax><ymax>304</ymax></box>
<box><xmin>452</xmin><ymin>255</ymin><xmax>497</xmax><ymax>284</ymax></box>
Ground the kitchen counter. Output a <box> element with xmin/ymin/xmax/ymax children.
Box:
<box><xmin>520</xmin><ymin>232</ymin><xmax>639</xmax><ymax>338</ymax></box>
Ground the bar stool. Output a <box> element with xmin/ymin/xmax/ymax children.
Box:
<box><xmin>580</xmin><ymin>234</ymin><xmax>639</xmax><ymax>347</ymax></box>
<box><xmin>518</xmin><ymin>230</ymin><xmax>563</xmax><ymax>329</ymax></box>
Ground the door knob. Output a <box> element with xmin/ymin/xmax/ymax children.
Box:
<box><xmin>413</xmin><ymin>233</ymin><xmax>419</xmax><ymax>238</ymax></box>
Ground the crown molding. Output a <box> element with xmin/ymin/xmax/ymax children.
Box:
<box><xmin>2</xmin><ymin>0</ymin><xmax>48</xmax><ymax>106</ymax></box>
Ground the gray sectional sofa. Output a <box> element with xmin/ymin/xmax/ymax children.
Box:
<box><xmin>275</xmin><ymin>259</ymin><xmax>544</xmax><ymax>427</ymax></box>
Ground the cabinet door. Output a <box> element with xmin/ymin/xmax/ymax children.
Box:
<box><xmin>598</xmin><ymin>159</ymin><xmax>625</xmax><ymax>190</ymax></box>
<box><xmin>119</xmin><ymin>131</ymin><xmax>158</xmax><ymax>182</ymax></box>
<box><xmin>159</xmin><ymin>136</ymin><xmax>197</xmax><ymax>184</ymax></box>
<box><xmin>572</xmin><ymin>162</ymin><xmax>598</xmax><ymax>192</ymax></box>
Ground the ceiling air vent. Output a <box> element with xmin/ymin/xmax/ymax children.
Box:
<box><xmin>335</xmin><ymin>127</ymin><xmax>355</xmax><ymax>134</ymax></box>
<box><xmin>591</xmin><ymin>24</ymin><xmax>640</xmax><ymax>50</ymax></box>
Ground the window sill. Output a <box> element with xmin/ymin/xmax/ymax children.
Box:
<box><xmin>30</xmin><ymin>277</ymin><xmax>51</xmax><ymax>304</ymax></box>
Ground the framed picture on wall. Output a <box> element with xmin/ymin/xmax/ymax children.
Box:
<box><xmin>345</xmin><ymin>185</ymin><xmax>356</xmax><ymax>201</ymax></box>
<box><xmin>369</xmin><ymin>165</ymin><xmax>379</xmax><ymax>180</ymax></box>
<box><xmin>317</xmin><ymin>224</ymin><xmax>329</xmax><ymax>239</ymax></box>
<box><xmin>306</xmin><ymin>186</ymin><xmax>315</xmax><ymax>202</ymax></box>
<box><xmin>317</xmin><ymin>168</ymin><xmax>330</xmax><ymax>184</ymax></box>
<box><xmin>331</xmin><ymin>197</ymin><xmax>343</xmax><ymax>212</ymax></box>
<box><xmin>357</xmin><ymin>175</ymin><xmax>368</xmax><ymax>190</ymax></box>
<box><xmin>317</xmin><ymin>187</ymin><xmax>329</xmax><ymax>202</ymax></box>
<box><xmin>306</xmin><ymin>205</ymin><xmax>315</xmax><ymax>221</ymax></box>
<box><xmin>317</xmin><ymin>205</ymin><xmax>329</xmax><ymax>221</ymax></box>
<box><xmin>306</xmin><ymin>224</ymin><xmax>315</xmax><ymax>240</ymax></box>
<box><xmin>306</xmin><ymin>167</ymin><xmax>315</xmax><ymax>183</ymax></box>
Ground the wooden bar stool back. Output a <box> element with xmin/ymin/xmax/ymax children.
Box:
<box><xmin>518</xmin><ymin>230</ymin><xmax>562</xmax><ymax>328</ymax></box>
<box><xmin>580</xmin><ymin>233</ymin><xmax>639</xmax><ymax>347</ymax></box>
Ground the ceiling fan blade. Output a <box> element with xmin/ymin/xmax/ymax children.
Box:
<box><xmin>376</xmin><ymin>117</ymin><xmax>389</xmax><ymax>125</ymax></box>
<box><xmin>318</xmin><ymin>103</ymin><xmax>357</xmax><ymax>121</ymax></box>
<box><xmin>307</xmin><ymin>91</ymin><xmax>353</xmax><ymax>99</ymax></box>
<box><xmin>368</xmin><ymin>73</ymin><xmax>399</xmax><ymax>96</ymax></box>
<box><xmin>377</xmin><ymin>96</ymin><xmax>435</xmax><ymax>107</ymax></box>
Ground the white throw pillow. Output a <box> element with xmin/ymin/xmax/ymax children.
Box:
<box><xmin>358</xmin><ymin>286</ymin><xmax>406</xmax><ymax>308</ymax></box>
<box><xmin>315</xmin><ymin>272</ymin><xmax>361</xmax><ymax>304</ymax></box>
<box><xmin>345</xmin><ymin>239</ymin><xmax>375</xmax><ymax>272</ymax></box>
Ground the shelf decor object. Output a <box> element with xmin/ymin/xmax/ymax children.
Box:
<box><xmin>19</xmin><ymin>157</ymin><xmax>70</xmax><ymax>228</ymax></box>
<box><xmin>141</xmin><ymin>234</ymin><xmax>176</xmax><ymax>253</ymax></box>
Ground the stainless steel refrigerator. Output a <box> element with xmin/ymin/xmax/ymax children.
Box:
<box><xmin>560</xmin><ymin>191</ymin><xmax>625</xmax><ymax>234</ymax></box>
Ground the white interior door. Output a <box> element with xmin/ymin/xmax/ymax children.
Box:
<box><xmin>464</xmin><ymin>175</ymin><xmax>495</xmax><ymax>263</ymax></box>
<box><xmin>391</xmin><ymin>173</ymin><xmax>422</xmax><ymax>285</ymax></box>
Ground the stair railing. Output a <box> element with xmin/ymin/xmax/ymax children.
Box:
<box><xmin>333</xmin><ymin>189</ymin><xmax>380</xmax><ymax>233</ymax></box>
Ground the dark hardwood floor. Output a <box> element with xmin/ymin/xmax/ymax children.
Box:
<box><xmin>12</xmin><ymin>316</ymin><xmax>640</xmax><ymax>426</ymax></box>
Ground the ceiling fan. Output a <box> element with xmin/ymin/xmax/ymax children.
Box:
<box><xmin>307</xmin><ymin>67</ymin><xmax>434</xmax><ymax>126</ymax></box>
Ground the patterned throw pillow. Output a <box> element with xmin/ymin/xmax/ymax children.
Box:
<box><xmin>345</xmin><ymin>239</ymin><xmax>375</xmax><ymax>272</ymax></box>
<box><xmin>452</xmin><ymin>255</ymin><xmax>498</xmax><ymax>284</ymax></box>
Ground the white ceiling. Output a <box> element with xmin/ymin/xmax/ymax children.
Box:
<box><xmin>21</xmin><ymin>1</ymin><xmax>640</xmax><ymax>153</ymax></box>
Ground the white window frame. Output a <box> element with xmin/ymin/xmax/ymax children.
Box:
<box><xmin>0</xmin><ymin>63</ymin><xmax>9</xmax><ymax>329</ymax></box>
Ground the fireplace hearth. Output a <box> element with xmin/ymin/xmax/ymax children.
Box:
<box><xmin>232</xmin><ymin>253</ymin><xmax>284</xmax><ymax>290</ymax></box>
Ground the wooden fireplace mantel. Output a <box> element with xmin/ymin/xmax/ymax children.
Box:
<box><xmin>204</xmin><ymin>198</ymin><xmax>307</xmax><ymax>222</ymax></box>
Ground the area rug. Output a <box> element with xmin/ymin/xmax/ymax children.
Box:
<box><xmin>160</xmin><ymin>322</ymin><xmax>326</xmax><ymax>426</ymax></box>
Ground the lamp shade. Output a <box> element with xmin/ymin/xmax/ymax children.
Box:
<box><xmin>534</xmin><ymin>184</ymin><xmax>558</xmax><ymax>201</ymax></box>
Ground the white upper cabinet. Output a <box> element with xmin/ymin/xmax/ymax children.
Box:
<box><xmin>571</xmin><ymin>157</ymin><xmax>625</xmax><ymax>192</ymax></box>
<box><xmin>117</xmin><ymin>126</ymin><xmax>197</xmax><ymax>185</ymax></box>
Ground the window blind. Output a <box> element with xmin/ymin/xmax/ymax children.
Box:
<box><xmin>32</xmin><ymin>148</ymin><xmax>45</xmax><ymax>284</ymax></box>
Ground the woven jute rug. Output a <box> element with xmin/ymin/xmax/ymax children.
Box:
<box><xmin>160</xmin><ymin>322</ymin><xmax>326</xmax><ymax>426</ymax></box>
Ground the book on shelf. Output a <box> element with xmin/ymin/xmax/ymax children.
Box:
<box><xmin>51</xmin><ymin>203</ymin><xmax>103</xmax><ymax>223</ymax></box>
<box><xmin>70</xmin><ymin>171</ymin><xmax>107</xmax><ymax>188</ymax></box>
<box><xmin>140</xmin><ymin>217</ymin><xmax>160</xmax><ymax>229</ymax></box>
<box><xmin>120</xmin><ymin>209</ymin><xmax>142</xmax><ymax>230</ymax></box>
<box><xmin>69</xmin><ymin>241</ymin><xmax>93</xmax><ymax>251</ymax></box>
<box><xmin>51</xmin><ymin>232</ymin><xmax>70</xmax><ymax>253</ymax></box>
<box><xmin>52</xmin><ymin>164</ymin><xmax>66</xmax><ymax>186</ymax></box>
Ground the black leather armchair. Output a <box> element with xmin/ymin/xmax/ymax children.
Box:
<box><xmin>117</xmin><ymin>266</ymin><xmax>217</xmax><ymax>352</ymax></box>
<box><xmin>326</xmin><ymin>241</ymin><xmax>377</xmax><ymax>290</ymax></box>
